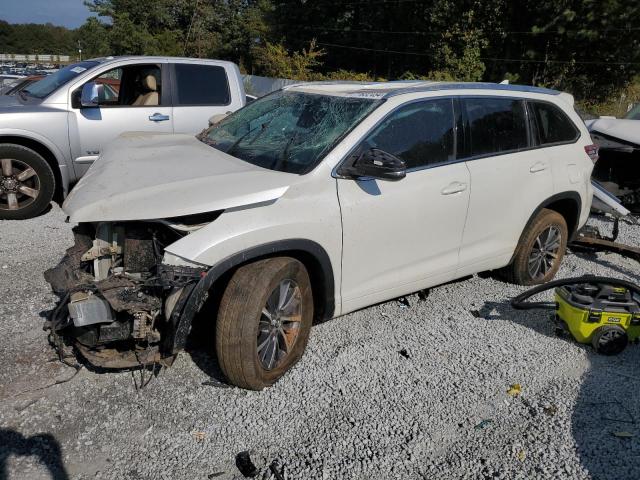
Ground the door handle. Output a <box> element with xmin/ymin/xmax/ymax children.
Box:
<box><xmin>149</xmin><ymin>113</ymin><xmax>170</xmax><ymax>122</ymax></box>
<box><xmin>441</xmin><ymin>182</ymin><xmax>468</xmax><ymax>195</ymax></box>
<box><xmin>530</xmin><ymin>162</ymin><xmax>548</xmax><ymax>173</ymax></box>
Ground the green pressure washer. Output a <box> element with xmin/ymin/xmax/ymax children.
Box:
<box><xmin>511</xmin><ymin>276</ymin><xmax>640</xmax><ymax>355</ymax></box>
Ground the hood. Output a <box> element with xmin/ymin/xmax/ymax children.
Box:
<box><xmin>63</xmin><ymin>132</ymin><xmax>296</xmax><ymax>222</ymax></box>
<box><xmin>585</xmin><ymin>118</ymin><xmax>640</xmax><ymax>147</ymax></box>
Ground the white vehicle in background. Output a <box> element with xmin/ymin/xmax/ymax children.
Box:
<box><xmin>46</xmin><ymin>81</ymin><xmax>596</xmax><ymax>390</ymax></box>
<box><xmin>0</xmin><ymin>56</ymin><xmax>246</xmax><ymax>219</ymax></box>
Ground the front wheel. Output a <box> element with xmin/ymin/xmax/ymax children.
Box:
<box><xmin>501</xmin><ymin>208</ymin><xmax>568</xmax><ymax>285</ymax></box>
<box><xmin>216</xmin><ymin>257</ymin><xmax>314</xmax><ymax>390</ymax></box>
<box><xmin>0</xmin><ymin>144</ymin><xmax>55</xmax><ymax>220</ymax></box>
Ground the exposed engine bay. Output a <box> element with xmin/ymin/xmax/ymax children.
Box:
<box><xmin>44</xmin><ymin>222</ymin><xmax>206</xmax><ymax>369</ymax></box>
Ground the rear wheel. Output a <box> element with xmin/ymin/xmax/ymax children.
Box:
<box><xmin>0</xmin><ymin>144</ymin><xmax>55</xmax><ymax>220</ymax></box>
<box><xmin>501</xmin><ymin>208</ymin><xmax>568</xmax><ymax>285</ymax></box>
<box><xmin>216</xmin><ymin>257</ymin><xmax>314</xmax><ymax>390</ymax></box>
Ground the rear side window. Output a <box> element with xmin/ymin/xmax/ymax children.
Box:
<box><xmin>174</xmin><ymin>64</ymin><xmax>230</xmax><ymax>106</ymax></box>
<box><xmin>529</xmin><ymin>101</ymin><xmax>579</xmax><ymax>145</ymax></box>
<box><xmin>363</xmin><ymin>98</ymin><xmax>455</xmax><ymax>169</ymax></box>
<box><xmin>464</xmin><ymin>98</ymin><xmax>528</xmax><ymax>156</ymax></box>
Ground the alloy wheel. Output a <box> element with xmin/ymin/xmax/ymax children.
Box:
<box><xmin>528</xmin><ymin>225</ymin><xmax>562</xmax><ymax>280</ymax></box>
<box><xmin>0</xmin><ymin>158</ymin><xmax>40</xmax><ymax>211</ymax></box>
<box><xmin>257</xmin><ymin>279</ymin><xmax>302</xmax><ymax>370</ymax></box>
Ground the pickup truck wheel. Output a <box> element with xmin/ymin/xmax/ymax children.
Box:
<box><xmin>216</xmin><ymin>257</ymin><xmax>313</xmax><ymax>390</ymax></box>
<box><xmin>0</xmin><ymin>144</ymin><xmax>55</xmax><ymax>220</ymax></box>
<box><xmin>502</xmin><ymin>208</ymin><xmax>568</xmax><ymax>285</ymax></box>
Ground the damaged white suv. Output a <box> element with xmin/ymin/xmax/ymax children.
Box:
<box><xmin>45</xmin><ymin>81</ymin><xmax>596</xmax><ymax>390</ymax></box>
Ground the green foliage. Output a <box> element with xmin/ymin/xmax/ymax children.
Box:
<box><xmin>0</xmin><ymin>0</ymin><xmax>638</xmax><ymax>104</ymax></box>
<box><xmin>252</xmin><ymin>40</ymin><xmax>324</xmax><ymax>80</ymax></box>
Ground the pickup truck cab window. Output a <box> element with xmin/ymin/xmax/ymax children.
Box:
<box><xmin>174</xmin><ymin>64</ymin><xmax>230</xmax><ymax>106</ymax></box>
<box><xmin>75</xmin><ymin>64</ymin><xmax>162</xmax><ymax>107</ymax></box>
<box><xmin>203</xmin><ymin>90</ymin><xmax>381</xmax><ymax>174</ymax></box>
<box><xmin>363</xmin><ymin>98</ymin><xmax>455</xmax><ymax>169</ymax></box>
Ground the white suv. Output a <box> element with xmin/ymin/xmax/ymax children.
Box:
<box><xmin>46</xmin><ymin>81</ymin><xmax>595</xmax><ymax>390</ymax></box>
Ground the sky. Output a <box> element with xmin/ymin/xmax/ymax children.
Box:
<box><xmin>1</xmin><ymin>0</ymin><xmax>94</xmax><ymax>28</ymax></box>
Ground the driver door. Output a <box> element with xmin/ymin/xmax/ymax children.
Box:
<box><xmin>337</xmin><ymin>98</ymin><xmax>471</xmax><ymax>314</ymax></box>
<box><xmin>69</xmin><ymin>63</ymin><xmax>173</xmax><ymax>177</ymax></box>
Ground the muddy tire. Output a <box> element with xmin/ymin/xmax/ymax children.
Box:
<box><xmin>216</xmin><ymin>257</ymin><xmax>313</xmax><ymax>390</ymax></box>
<box><xmin>0</xmin><ymin>144</ymin><xmax>55</xmax><ymax>220</ymax></box>
<box><xmin>501</xmin><ymin>208</ymin><xmax>568</xmax><ymax>286</ymax></box>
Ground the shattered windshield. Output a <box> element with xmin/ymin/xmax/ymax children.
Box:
<box><xmin>202</xmin><ymin>90</ymin><xmax>382</xmax><ymax>174</ymax></box>
<box><xmin>23</xmin><ymin>61</ymin><xmax>99</xmax><ymax>99</ymax></box>
<box><xmin>624</xmin><ymin>103</ymin><xmax>640</xmax><ymax>120</ymax></box>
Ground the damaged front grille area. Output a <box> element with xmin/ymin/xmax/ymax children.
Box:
<box><xmin>44</xmin><ymin>222</ymin><xmax>205</xmax><ymax>369</ymax></box>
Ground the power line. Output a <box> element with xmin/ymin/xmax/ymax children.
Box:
<box><xmin>316</xmin><ymin>41</ymin><xmax>640</xmax><ymax>66</ymax></box>
<box><xmin>305</xmin><ymin>25</ymin><xmax>640</xmax><ymax>36</ymax></box>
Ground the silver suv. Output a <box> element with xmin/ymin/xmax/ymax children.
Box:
<box><xmin>0</xmin><ymin>56</ymin><xmax>245</xmax><ymax>219</ymax></box>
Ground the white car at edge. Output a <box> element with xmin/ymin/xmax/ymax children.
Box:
<box><xmin>46</xmin><ymin>81</ymin><xmax>596</xmax><ymax>390</ymax></box>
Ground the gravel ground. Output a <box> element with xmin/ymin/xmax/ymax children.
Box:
<box><xmin>1</xmin><ymin>205</ymin><xmax>640</xmax><ymax>480</ymax></box>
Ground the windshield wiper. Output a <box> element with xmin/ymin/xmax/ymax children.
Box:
<box><xmin>227</xmin><ymin>118</ymin><xmax>275</xmax><ymax>157</ymax></box>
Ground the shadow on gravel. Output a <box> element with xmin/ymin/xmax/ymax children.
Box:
<box><xmin>0</xmin><ymin>429</ymin><xmax>68</xmax><ymax>480</ymax></box>
<box><xmin>478</xmin><ymin>300</ymin><xmax>640</xmax><ymax>479</ymax></box>
<box><xmin>571</xmin><ymin>348</ymin><xmax>640</xmax><ymax>480</ymax></box>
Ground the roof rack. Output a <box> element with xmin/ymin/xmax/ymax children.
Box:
<box><xmin>383</xmin><ymin>82</ymin><xmax>561</xmax><ymax>98</ymax></box>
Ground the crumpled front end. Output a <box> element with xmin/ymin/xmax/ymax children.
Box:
<box><xmin>44</xmin><ymin>222</ymin><xmax>206</xmax><ymax>369</ymax></box>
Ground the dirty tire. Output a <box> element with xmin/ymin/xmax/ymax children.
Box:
<box><xmin>0</xmin><ymin>144</ymin><xmax>55</xmax><ymax>220</ymax></box>
<box><xmin>501</xmin><ymin>208</ymin><xmax>568</xmax><ymax>286</ymax></box>
<box><xmin>216</xmin><ymin>257</ymin><xmax>313</xmax><ymax>390</ymax></box>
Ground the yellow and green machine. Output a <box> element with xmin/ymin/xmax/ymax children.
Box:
<box><xmin>512</xmin><ymin>276</ymin><xmax>640</xmax><ymax>355</ymax></box>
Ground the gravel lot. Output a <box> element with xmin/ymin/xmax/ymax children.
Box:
<box><xmin>1</xmin><ymin>205</ymin><xmax>640</xmax><ymax>480</ymax></box>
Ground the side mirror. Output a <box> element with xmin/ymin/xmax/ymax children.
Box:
<box><xmin>208</xmin><ymin>112</ymin><xmax>232</xmax><ymax>127</ymax></box>
<box><xmin>80</xmin><ymin>82</ymin><xmax>100</xmax><ymax>108</ymax></box>
<box><xmin>340</xmin><ymin>148</ymin><xmax>406</xmax><ymax>181</ymax></box>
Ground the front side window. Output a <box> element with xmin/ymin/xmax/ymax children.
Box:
<box><xmin>362</xmin><ymin>98</ymin><xmax>455</xmax><ymax>169</ymax></box>
<box><xmin>174</xmin><ymin>64</ymin><xmax>230</xmax><ymax>106</ymax></box>
<box><xmin>530</xmin><ymin>101</ymin><xmax>579</xmax><ymax>144</ymax></box>
<box><xmin>464</xmin><ymin>97</ymin><xmax>528</xmax><ymax>156</ymax></box>
<box><xmin>202</xmin><ymin>90</ymin><xmax>381</xmax><ymax>174</ymax></box>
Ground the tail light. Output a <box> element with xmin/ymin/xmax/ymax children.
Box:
<box><xmin>584</xmin><ymin>144</ymin><xmax>599</xmax><ymax>163</ymax></box>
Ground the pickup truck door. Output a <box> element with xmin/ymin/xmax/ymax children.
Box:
<box><xmin>68</xmin><ymin>62</ymin><xmax>173</xmax><ymax>177</ymax></box>
<box><xmin>170</xmin><ymin>62</ymin><xmax>245</xmax><ymax>134</ymax></box>
<box><xmin>337</xmin><ymin>98</ymin><xmax>470</xmax><ymax>314</ymax></box>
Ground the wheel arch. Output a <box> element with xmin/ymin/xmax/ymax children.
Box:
<box><xmin>0</xmin><ymin>135</ymin><xmax>66</xmax><ymax>203</ymax></box>
<box><xmin>164</xmin><ymin>239</ymin><xmax>336</xmax><ymax>354</ymax></box>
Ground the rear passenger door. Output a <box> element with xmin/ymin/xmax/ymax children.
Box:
<box><xmin>171</xmin><ymin>63</ymin><xmax>238</xmax><ymax>133</ymax></box>
<box><xmin>338</xmin><ymin>98</ymin><xmax>471</xmax><ymax>313</ymax></box>
<box><xmin>457</xmin><ymin>96</ymin><xmax>553</xmax><ymax>276</ymax></box>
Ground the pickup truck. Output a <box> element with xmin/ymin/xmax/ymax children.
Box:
<box><xmin>0</xmin><ymin>56</ymin><xmax>246</xmax><ymax>219</ymax></box>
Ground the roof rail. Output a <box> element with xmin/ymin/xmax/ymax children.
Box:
<box><xmin>383</xmin><ymin>82</ymin><xmax>561</xmax><ymax>98</ymax></box>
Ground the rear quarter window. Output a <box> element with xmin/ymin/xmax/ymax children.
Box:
<box><xmin>464</xmin><ymin>97</ymin><xmax>528</xmax><ymax>156</ymax></box>
<box><xmin>174</xmin><ymin>64</ymin><xmax>230</xmax><ymax>106</ymax></box>
<box><xmin>529</xmin><ymin>101</ymin><xmax>579</xmax><ymax>145</ymax></box>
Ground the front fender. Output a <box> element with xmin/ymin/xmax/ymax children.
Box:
<box><xmin>162</xmin><ymin>239</ymin><xmax>336</xmax><ymax>354</ymax></box>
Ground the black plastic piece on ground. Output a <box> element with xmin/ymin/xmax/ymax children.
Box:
<box><xmin>399</xmin><ymin>348</ymin><xmax>410</xmax><ymax>359</ymax></box>
<box><xmin>235</xmin><ymin>451</ymin><xmax>259</xmax><ymax>478</ymax></box>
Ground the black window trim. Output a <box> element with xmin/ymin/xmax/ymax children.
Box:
<box><xmin>170</xmin><ymin>62</ymin><xmax>232</xmax><ymax>107</ymax></box>
<box><xmin>334</xmin><ymin>95</ymin><xmax>460</xmax><ymax>178</ymax></box>
<box><xmin>526</xmin><ymin>98</ymin><xmax>581</xmax><ymax>148</ymax></box>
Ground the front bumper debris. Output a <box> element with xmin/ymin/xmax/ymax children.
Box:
<box><xmin>44</xmin><ymin>223</ymin><xmax>205</xmax><ymax>369</ymax></box>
